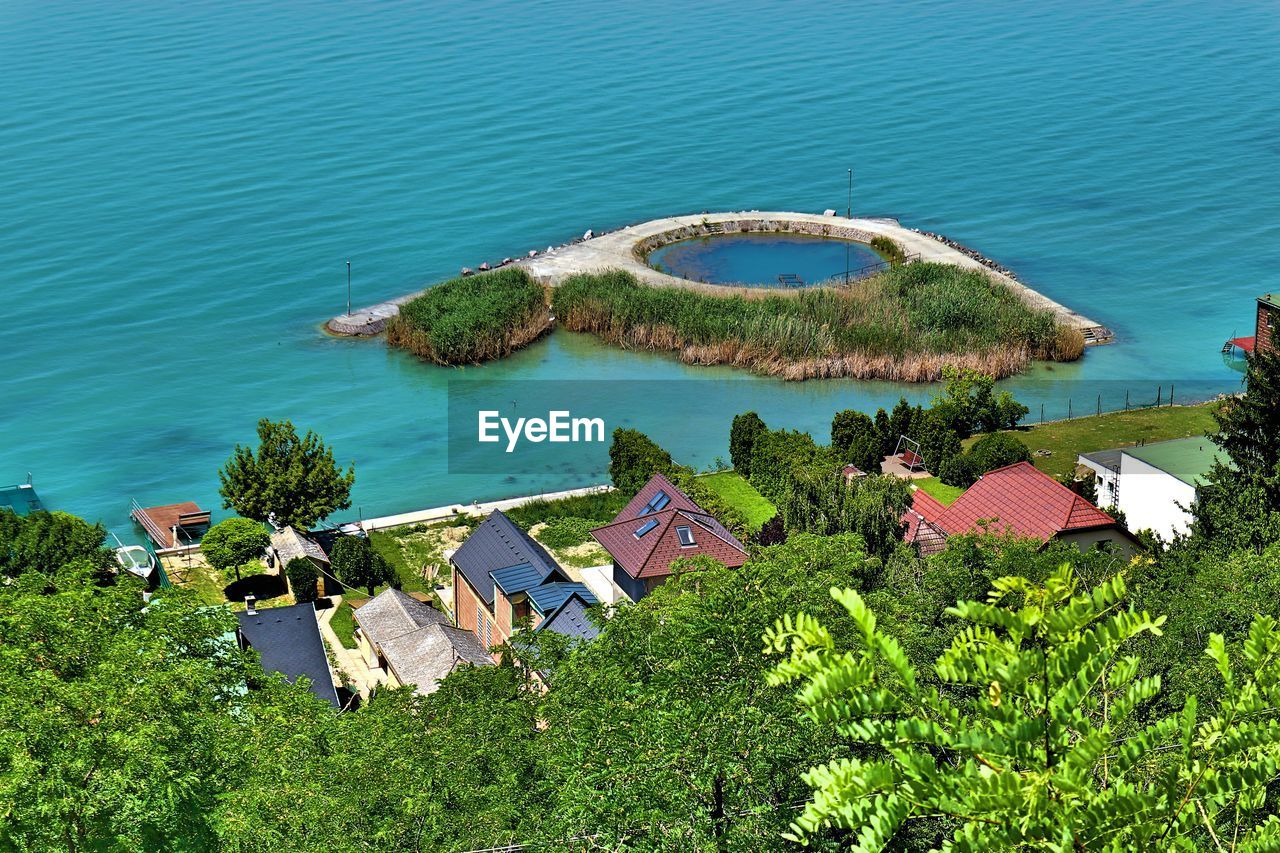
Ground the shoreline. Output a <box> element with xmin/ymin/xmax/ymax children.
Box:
<box><xmin>326</xmin><ymin>211</ymin><xmax>1114</xmax><ymax>345</ymax></box>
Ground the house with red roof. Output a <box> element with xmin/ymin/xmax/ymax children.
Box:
<box><xmin>591</xmin><ymin>473</ymin><xmax>749</xmax><ymax>602</ymax></box>
<box><xmin>903</xmin><ymin>461</ymin><xmax>1141</xmax><ymax>558</ymax></box>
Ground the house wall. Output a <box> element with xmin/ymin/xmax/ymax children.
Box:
<box><xmin>1117</xmin><ymin>454</ymin><xmax>1197</xmax><ymax>540</ymax></box>
<box><xmin>1057</xmin><ymin>528</ymin><xmax>1139</xmax><ymax>561</ymax></box>
<box><xmin>493</xmin><ymin>588</ymin><xmax>514</xmax><ymax>646</ymax></box>
<box><xmin>1259</xmin><ymin>301</ymin><xmax>1279</xmax><ymax>356</ymax></box>
<box><xmin>1076</xmin><ymin>457</ymin><xmax>1120</xmax><ymax>509</ymax></box>
<box><xmin>613</xmin><ymin>562</ymin><xmax>648</xmax><ymax>603</ymax></box>
<box><xmin>453</xmin><ymin>566</ymin><xmax>485</xmax><ymax>636</ymax></box>
<box><xmin>357</xmin><ymin>627</ymin><xmax>378</xmax><ymax>669</ymax></box>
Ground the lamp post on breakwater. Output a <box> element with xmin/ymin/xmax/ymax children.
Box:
<box><xmin>844</xmin><ymin>168</ymin><xmax>852</xmax><ymax>285</ymax></box>
<box><xmin>346</xmin><ymin>260</ymin><xmax>351</xmax><ymax>316</ymax></box>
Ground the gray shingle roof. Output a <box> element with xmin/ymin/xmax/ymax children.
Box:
<box><xmin>536</xmin><ymin>594</ymin><xmax>600</xmax><ymax>642</ymax></box>
<box><xmin>237</xmin><ymin>603</ymin><xmax>339</xmax><ymax>707</ymax></box>
<box><xmin>352</xmin><ymin>588</ymin><xmax>449</xmax><ymax>645</ymax></box>
<box><xmin>451</xmin><ymin>510</ymin><xmax>559</xmax><ymax>606</ymax></box>
<box><xmin>355</xmin><ymin>588</ymin><xmax>491</xmax><ymax>695</ymax></box>
<box><xmin>271</xmin><ymin>526</ymin><xmax>330</xmax><ymax>565</ymax></box>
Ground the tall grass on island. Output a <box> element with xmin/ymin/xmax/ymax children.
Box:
<box><xmin>552</xmin><ymin>264</ymin><xmax>1085</xmax><ymax>381</ymax></box>
<box><xmin>387</xmin><ymin>267</ymin><xmax>550</xmax><ymax>365</ymax></box>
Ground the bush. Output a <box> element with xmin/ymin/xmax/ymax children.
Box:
<box><xmin>387</xmin><ymin>267</ymin><xmax>549</xmax><ymax>364</ymax></box>
<box><xmin>608</xmin><ymin>428</ymin><xmax>674</xmax><ymax>496</ymax></box>
<box><xmin>504</xmin><ymin>491</ymin><xmax>629</xmax><ymax>530</ymax></box>
<box><xmin>729</xmin><ymin>412</ymin><xmax>767</xmax><ymax>477</ymax></box>
<box><xmin>870</xmin><ymin>235</ymin><xmax>906</xmax><ymax>264</ymax></box>
<box><xmin>552</xmin><ymin>265</ymin><xmax>1078</xmax><ymax>382</ymax></box>
<box><xmin>285</xmin><ymin>557</ymin><xmax>320</xmax><ymax>603</ymax></box>
<box><xmin>535</xmin><ymin>517</ymin><xmax>598</xmax><ymax>550</ymax></box>
<box><xmin>331</xmin><ymin>535</ymin><xmax>395</xmax><ymax>596</ymax></box>
<box><xmin>968</xmin><ymin>431</ymin><xmax>1032</xmax><ymax>473</ymax></box>
<box><xmin>202</xmin><ymin>518</ymin><xmax>270</xmax><ymax>580</ymax></box>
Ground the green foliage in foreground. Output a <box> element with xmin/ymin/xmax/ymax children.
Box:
<box><xmin>768</xmin><ymin>567</ymin><xmax>1280</xmax><ymax>849</ymax></box>
<box><xmin>387</xmin><ymin>266</ymin><xmax>548</xmax><ymax>364</ymax></box>
<box><xmin>218</xmin><ymin>418</ymin><xmax>354</xmax><ymax>529</ymax></box>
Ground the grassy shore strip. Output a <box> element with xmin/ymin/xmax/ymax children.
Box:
<box><xmin>699</xmin><ymin>471</ymin><xmax>777</xmax><ymax>531</ymax></box>
<box><xmin>551</xmin><ymin>265</ymin><xmax>1084</xmax><ymax>382</ymax></box>
<box><xmin>387</xmin><ymin>267</ymin><xmax>550</xmax><ymax>364</ymax></box>
<box><xmin>975</xmin><ymin>402</ymin><xmax>1221</xmax><ymax>479</ymax></box>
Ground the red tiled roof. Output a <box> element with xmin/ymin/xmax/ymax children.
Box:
<box><xmin>911</xmin><ymin>490</ymin><xmax>947</xmax><ymax>522</ymax></box>
<box><xmin>932</xmin><ymin>461</ymin><xmax>1116</xmax><ymax>541</ymax></box>
<box><xmin>591</xmin><ymin>474</ymin><xmax>747</xmax><ymax>579</ymax></box>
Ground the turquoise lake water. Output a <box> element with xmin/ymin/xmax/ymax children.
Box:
<box><xmin>648</xmin><ymin>234</ymin><xmax>883</xmax><ymax>286</ymax></box>
<box><xmin>3</xmin><ymin>1</ymin><xmax>1278</xmax><ymax>536</ymax></box>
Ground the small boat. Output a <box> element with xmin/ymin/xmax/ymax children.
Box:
<box><xmin>115</xmin><ymin>544</ymin><xmax>158</xmax><ymax>583</ymax></box>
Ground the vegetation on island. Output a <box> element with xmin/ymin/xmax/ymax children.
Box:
<box><xmin>386</xmin><ymin>266</ymin><xmax>550</xmax><ymax>365</ymax></box>
<box><xmin>551</xmin><ymin>264</ymin><xmax>1085</xmax><ymax>381</ymax></box>
<box><xmin>218</xmin><ymin>418</ymin><xmax>354</xmax><ymax>529</ymax></box>
<box><xmin>7</xmin><ymin>355</ymin><xmax>1280</xmax><ymax>850</ymax></box>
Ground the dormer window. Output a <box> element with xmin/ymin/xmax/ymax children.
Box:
<box><xmin>676</xmin><ymin>525</ymin><xmax>695</xmax><ymax>546</ymax></box>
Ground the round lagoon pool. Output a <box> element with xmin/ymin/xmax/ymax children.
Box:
<box><xmin>646</xmin><ymin>232</ymin><xmax>884</xmax><ymax>287</ymax></box>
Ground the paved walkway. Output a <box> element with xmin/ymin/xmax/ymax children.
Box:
<box><xmin>315</xmin><ymin>595</ymin><xmax>381</xmax><ymax>699</ymax></box>
<box><xmin>358</xmin><ymin>483</ymin><xmax>613</xmax><ymax>532</ymax></box>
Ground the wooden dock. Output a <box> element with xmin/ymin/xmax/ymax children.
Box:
<box><xmin>131</xmin><ymin>500</ymin><xmax>211</xmax><ymax>553</ymax></box>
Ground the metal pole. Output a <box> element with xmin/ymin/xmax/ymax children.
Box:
<box><xmin>346</xmin><ymin>260</ymin><xmax>352</xmax><ymax>316</ymax></box>
<box><xmin>845</xmin><ymin>168</ymin><xmax>852</xmax><ymax>286</ymax></box>
<box><xmin>1170</xmin><ymin>383</ymin><xmax>1175</xmax><ymax>406</ymax></box>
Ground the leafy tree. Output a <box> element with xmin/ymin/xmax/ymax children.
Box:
<box><xmin>767</xmin><ymin>566</ymin><xmax>1280</xmax><ymax>848</ymax></box>
<box><xmin>1192</xmin><ymin>350</ymin><xmax>1280</xmax><ymax>553</ymax></box>
<box><xmin>0</xmin><ymin>508</ymin><xmax>113</xmax><ymax>579</ymax></box>
<box><xmin>844</xmin><ymin>474</ymin><xmax>912</xmax><ymax>560</ymax></box>
<box><xmin>729</xmin><ymin>411</ymin><xmax>767</xmax><ymax>478</ymax></box>
<box><xmin>882</xmin><ymin>397</ymin><xmax>922</xmax><ymax>456</ymax></box>
<box><xmin>831</xmin><ymin>409</ymin><xmax>880</xmax><ymax>472</ymax></box>
<box><xmin>535</xmin><ymin>535</ymin><xmax>874</xmax><ymax>849</ymax></box>
<box><xmin>931</xmin><ymin>366</ymin><xmax>1028</xmax><ymax>436</ymax></box>
<box><xmin>284</xmin><ymin>556</ymin><xmax>320</xmax><ymax>603</ymax></box>
<box><xmin>218</xmin><ymin>418</ymin><xmax>355</xmax><ymax>529</ymax></box>
<box><xmin>330</xmin><ymin>534</ymin><xmax>394</xmax><ymax>596</ymax></box>
<box><xmin>941</xmin><ymin>430</ymin><xmax>1032</xmax><ymax>487</ymax></box>
<box><xmin>748</xmin><ymin>428</ymin><xmax>831</xmax><ymax>504</ymax></box>
<box><xmin>780</xmin><ymin>468</ymin><xmax>909</xmax><ymax>559</ymax></box>
<box><xmin>201</xmin><ymin>517</ymin><xmax>270</xmax><ymax>581</ymax></box>
<box><xmin>607</xmin><ymin>427</ymin><xmax>674</xmax><ymax>496</ymax></box>
<box><xmin>911</xmin><ymin>410</ymin><xmax>962</xmax><ymax>475</ymax></box>
<box><xmin>0</xmin><ymin>558</ymin><xmax>266</xmax><ymax>849</ymax></box>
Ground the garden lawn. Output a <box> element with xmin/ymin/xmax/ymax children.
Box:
<box><xmin>914</xmin><ymin>477</ymin><xmax>965</xmax><ymax>507</ymax></box>
<box><xmin>699</xmin><ymin>471</ymin><xmax>777</xmax><ymax>532</ymax></box>
<box><xmin>329</xmin><ymin>600</ymin><xmax>358</xmax><ymax>648</ymax></box>
<box><xmin>994</xmin><ymin>402</ymin><xmax>1220</xmax><ymax>479</ymax></box>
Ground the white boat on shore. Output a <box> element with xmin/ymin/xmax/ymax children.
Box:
<box><xmin>115</xmin><ymin>544</ymin><xmax>158</xmax><ymax>583</ymax></box>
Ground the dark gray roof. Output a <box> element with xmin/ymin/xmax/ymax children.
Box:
<box><xmin>237</xmin><ymin>603</ymin><xmax>339</xmax><ymax>708</ymax></box>
<box><xmin>536</xmin><ymin>594</ymin><xmax>600</xmax><ymax>642</ymax></box>
<box><xmin>1079</xmin><ymin>449</ymin><xmax>1124</xmax><ymax>473</ymax></box>
<box><xmin>353</xmin><ymin>588</ymin><xmax>449</xmax><ymax>645</ymax></box>
<box><xmin>451</xmin><ymin>510</ymin><xmax>560</xmax><ymax>606</ymax></box>
<box><xmin>527</xmin><ymin>582</ymin><xmax>597</xmax><ymax>615</ymax></box>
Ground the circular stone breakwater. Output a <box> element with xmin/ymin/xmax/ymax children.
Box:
<box><xmin>326</xmin><ymin>210</ymin><xmax>1114</xmax><ymax>344</ymax></box>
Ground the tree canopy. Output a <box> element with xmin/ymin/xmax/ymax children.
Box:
<box><xmin>218</xmin><ymin>419</ymin><xmax>355</xmax><ymax>529</ymax></box>
<box><xmin>200</xmin><ymin>517</ymin><xmax>270</xmax><ymax>580</ymax></box>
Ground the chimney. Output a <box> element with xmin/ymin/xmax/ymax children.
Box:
<box><xmin>245</xmin><ymin>595</ymin><xmax>257</xmax><ymax>616</ymax></box>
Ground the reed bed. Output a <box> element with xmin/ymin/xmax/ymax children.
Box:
<box><xmin>552</xmin><ymin>265</ymin><xmax>1084</xmax><ymax>381</ymax></box>
<box><xmin>387</xmin><ymin>267</ymin><xmax>550</xmax><ymax>365</ymax></box>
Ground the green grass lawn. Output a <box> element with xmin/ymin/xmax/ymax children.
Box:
<box><xmin>914</xmin><ymin>477</ymin><xmax>965</xmax><ymax>506</ymax></box>
<box><xmin>994</xmin><ymin>402</ymin><xmax>1220</xmax><ymax>479</ymax></box>
<box><xmin>699</xmin><ymin>471</ymin><xmax>777</xmax><ymax>531</ymax></box>
<box><xmin>329</xmin><ymin>599</ymin><xmax>358</xmax><ymax>648</ymax></box>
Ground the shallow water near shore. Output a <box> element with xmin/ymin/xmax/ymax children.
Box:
<box><xmin>3</xmin><ymin>1</ymin><xmax>1275</xmax><ymax>536</ymax></box>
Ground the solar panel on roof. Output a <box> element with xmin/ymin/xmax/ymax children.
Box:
<box><xmin>634</xmin><ymin>518</ymin><xmax>659</xmax><ymax>538</ymax></box>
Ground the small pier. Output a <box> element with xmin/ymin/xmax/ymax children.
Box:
<box><xmin>327</xmin><ymin>210</ymin><xmax>1113</xmax><ymax>345</ymax></box>
<box><xmin>131</xmin><ymin>500</ymin><xmax>211</xmax><ymax>554</ymax></box>
<box><xmin>0</xmin><ymin>479</ymin><xmax>43</xmax><ymax>516</ymax></box>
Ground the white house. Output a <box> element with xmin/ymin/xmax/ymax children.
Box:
<box><xmin>1080</xmin><ymin>437</ymin><xmax>1227</xmax><ymax>541</ymax></box>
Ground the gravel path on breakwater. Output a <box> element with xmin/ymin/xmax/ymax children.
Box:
<box><xmin>327</xmin><ymin>211</ymin><xmax>1112</xmax><ymax>344</ymax></box>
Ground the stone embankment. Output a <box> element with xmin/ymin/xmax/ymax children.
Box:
<box><xmin>327</xmin><ymin>211</ymin><xmax>1113</xmax><ymax>344</ymax></box>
